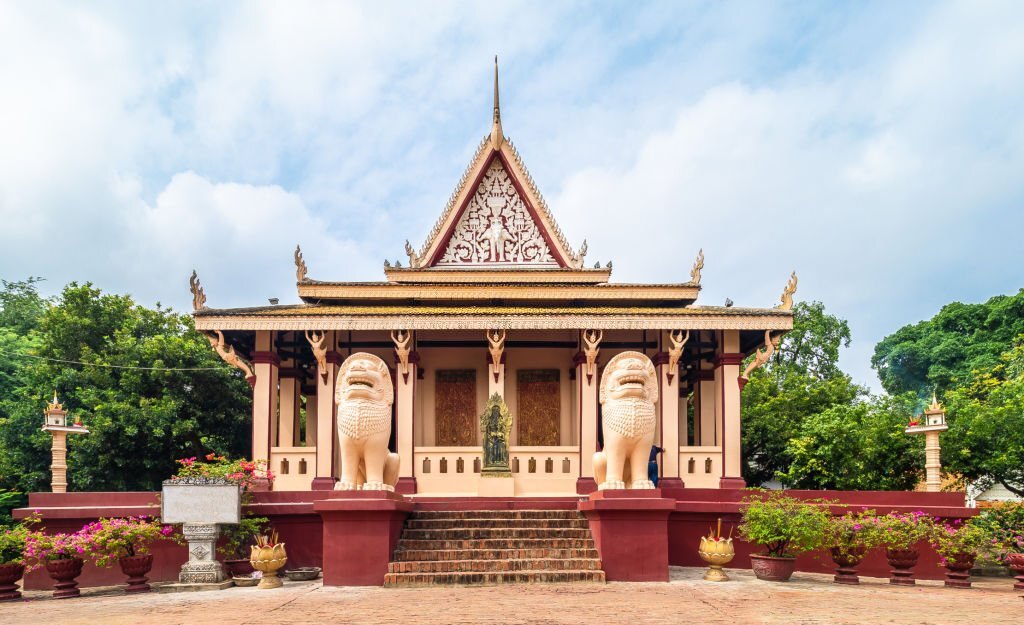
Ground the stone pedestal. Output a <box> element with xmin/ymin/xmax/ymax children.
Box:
<box><xmin>178</xmin><ymin>523</ymin><xmax>225</xmax><ymax>584</ymax></box>
<box><xmin>314</xmin><ymin>491</ymin><xmax>413</xmax><ymax>586</ymax></box>
<box><xmin>579</xmin><ymin>489</ymin><xmax>675</xmax><ymax>582</ymax></box>
<box><xmin>478</xmin><ymin>472</ymin><xmax>514</xmax><ymax>497</ymax></box>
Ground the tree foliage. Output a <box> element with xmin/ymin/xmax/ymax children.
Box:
<box><xmin>0</xmin><ymin>279</ymin><xmax>252</xmax><ymax>494</ymax></box>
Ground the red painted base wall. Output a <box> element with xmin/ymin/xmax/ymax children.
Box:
<box><xmin>15</xmin><ymin>488</ymin><xmax>974</xmax><ymax>588</ymax></box>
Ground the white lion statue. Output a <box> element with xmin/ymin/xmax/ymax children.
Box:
<box><xmin>334</xmin><ymin>352</ymin><xmax>400</xmax><ymax>491</ymax></box>
<box><xmin>593</xmin><ymin>351</ymin><xmax>659</xmax><ymax>490</ymax></box>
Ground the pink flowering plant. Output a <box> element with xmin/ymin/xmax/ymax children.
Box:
<box><xmin>86</xmin><ymin>516</ymin><xmax>178</xmax><ymax>567</ymax></box>
<box><xmin>971</xmin><ymin>502</ymin><xmax>1024</xmax><ymax>564</ymax></box>
<box><xmin>23</xmin><ymin>523</ymin><xmax>92</xmax><ymax>570</ymax></box>
<box><xmin>170</xmin><ymin>454</ymin><xmax>272</xmax><ymax>492</ymax></box>
<box><xmin>929</xmin><ymin>518</ymin><xmax>987</xmax><ymax>567</ymax></box>
<box><xmin>823</xmin><ymin>510</ymin><xmax>884</xmax><ymax>558</ymax></box>
<box><xmin>877</xmin><ymin>511</ymin><xmax>933</xmax><ymax>550</ymax></box>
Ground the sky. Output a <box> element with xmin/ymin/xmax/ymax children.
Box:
<box><xmin>1</xmin><ymin>1</ymin><xmax>1022</xmax><ymax>390</ymax></box>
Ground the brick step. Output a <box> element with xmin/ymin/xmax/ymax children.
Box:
<box><xmin>383</xmin><ymin>569</ymin><xmax>606</xmax><ymax>587</ymax></box>
<box><xmin>393</xmin><ymin>547</ymin><xmax>600</xmax><ymax>562</ymax></box>
<box><xmin>400</xmin><ymin>527</ymin><xmax>591</xmax><ymax>541</ymax></box>
<box><xmin>411</xmin><ymin>510</ymin><xmax>582</xmax><ymax>520</ymax></box>
<box><xmin>397</xmin><ymin>538</ymin><xmax>595</xmax><ymax>551</ymax></box>
<box><xmin>405</xmin><ymin>518</ymin><xmax>589</xmax><ymax>530</ymax></box>
<box><xmin>388</xmin><ymin>558</ymin><xmax>603</xmax><ymax>574</ymax></box>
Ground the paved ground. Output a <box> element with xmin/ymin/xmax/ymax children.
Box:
<box><xmin>4</xmin><ymin>567</ymin><xmax>1020</xmax><ymax>625</ymax></box>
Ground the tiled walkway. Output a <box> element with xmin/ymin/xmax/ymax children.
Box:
<box><xmin>4</xmin><ymin>567</ymin><xmax>1020</xmax><ymax>625</ymax></box>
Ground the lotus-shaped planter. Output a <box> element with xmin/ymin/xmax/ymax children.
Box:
<box><xmin>698</xmin><ymin>536</ymin><xmax>735</xmax><ymax>582</ymax></box>
<box><xmin>250</xmin><ymin>544</ymin><xmax>287</xmax><ymax>589</ymax></box>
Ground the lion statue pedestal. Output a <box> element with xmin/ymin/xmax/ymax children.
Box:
<box><xmin>334</xmin><ymin>352</ymin><xmax>400</xmax><ymax>492</ymax></box>
<box><xmin>592</xmin><ymin>351</ymin><xmax>659</xmax><ymax>491</ymax></box>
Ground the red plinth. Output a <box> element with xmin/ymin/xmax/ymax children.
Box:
<box><xmin>314</xmin><ymin>491</ymin><xmax>413</xmax><ymax>586</ymax></box>
<box><xmin>579</xmin><ymin>489</ymin><xmax>675</xmax><ymax>582</ymax></box>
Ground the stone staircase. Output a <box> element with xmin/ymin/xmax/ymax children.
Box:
<box><xmin>384</xmin><ymin>509</ymin><xmax>606</xmax><ymax>586</ymax></box>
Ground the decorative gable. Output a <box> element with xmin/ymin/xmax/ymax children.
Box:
<box><xmin>436</xmin><ymin>159</ymin><xmax>558</xmax><ymax>267</ymax></box>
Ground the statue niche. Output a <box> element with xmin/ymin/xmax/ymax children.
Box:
<box><xmin>593</xmin><ymin>351</ymin><xmax>659</xmax><ymax>490</ymax></box>
<box><xmin>480</xmin><ymin>393</ymin><xmax>512</xmax><ymax>475</ymax></box>
<box><xmin>334</xmin><ymin>352</ymin><xmax>400</xmax><ymax>491</ymax></box>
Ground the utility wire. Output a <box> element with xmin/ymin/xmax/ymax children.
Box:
<box><xmin>0</xmin><ymin>348</ymin><xmax>224</xmax><ymax>371</ymax></box>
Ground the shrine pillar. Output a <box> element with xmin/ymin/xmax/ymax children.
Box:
<box><xmin>696</xmin><ymin>368</ymin><xmax>716</xmax><ymax>445</ymax></box>
<box><xmin>251</xmin><ymin>331</ymin><xmax>280</xmax><ymax>465</ymax></box>
<box><xmin>574</xmin><ymin>338</ymin><xmax>600</xmax><ymax>494</ymax></box>
<box><xmin>312</xmin><ymin>333</ymin><xmax>341</xmax><ymax>490</ymax></box>
<box><xmin>714</xmin><ymin>331</ymin><xmax>745</xmax><ymax>488</ymax></box>
<box><xmin>279</xmin><ymin>358</ymin><xmax>301</xmax><ymax>447</ymax></box>
<box><xmin>393</xmin><ymin>337</ymin><xmax>419</xmax><ymax>495</ymax></box>
<box><xmin>654</xmin><ymin>341</ymin><xmax>682</xmax><ymax>489</ymax></box>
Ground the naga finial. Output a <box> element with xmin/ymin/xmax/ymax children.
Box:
<box><xmin>294</xmin><ymin>245</ymin><xmax>308</xmax><ymax>282</ymax></box>
<box><xmin>778</xmin><ymin>272</ymin><xmax>798</xmax><ymax>311</ymax></box>
<box><xmin>189</xmin><ymin>270</ymin><xmax>207</xmax><ymax>311</ymax></box>
<box><xmin>690</xmin><ymin>249</ymin><xmax>704</xmax><ymax>285</ymax></box>
<box><xmin>404</xmin><ymin>240</ymin><xmax>419</xmax><ymax>268</ymax></box>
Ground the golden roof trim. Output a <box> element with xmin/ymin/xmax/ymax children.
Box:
<box><xmin>384</xmin><ymin>267</ymin><xmax>612</xmax><ymax>284</ymax></box>
<box><xmin>297</xmin><ymin>282</ymin><xmax>699</xmax><ymax>301</ymax></box>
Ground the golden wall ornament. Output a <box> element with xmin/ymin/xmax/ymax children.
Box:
<box><xmin>741</xmin><ymin>330</ymin><xmax>781</xmax><ymax>381</ymax></box>
<box><xmin>391</xmin><ymin>329</ymin><xmax>412</xmax><ymax>382</ymax></box>
<box><xmin>666</xmin><ymin>329</ymin><xmax>690</xmax><ymax>382</ymax></box>
<box><xmin>304</xmin><ymin>329</ymin><xmax>329</xmax><ymax>383</ymax></box>
<box><xmin>582</xmin><ymin>329</ymin><xmax>603</xmax><ymax>384</ymax></box>
<box><xmin>189</xmin><ymin>270</ymin><xmax>207</xmax><ymax>311</ymax></box>
<box><xmin>778</xmin><ymin>272</ymin><xmax>798</xmax><ymax>311</ymax></box>
<box><xmin>690</xmin><ymin>249</ymin><xmax>704</xmax><ymax>285</ymax></box>
<box><xmin>294</xmin><ymin>245</ymin><xmax>308</xmax><ymax>282</ymax></box>
<box><xmin>204</xmin><ymin>330</ymin><xmax>253</xmax><ymax>379</ymax></box>
<box><xmin>486</xmin><ymin>329</ymin><xmax>506</xmax><ymax>382</ymax></box>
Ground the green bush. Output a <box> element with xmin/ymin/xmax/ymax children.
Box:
<box><xmin>972</xmin><ymin>502</ymin><xmax>1024</xmax><ymax>564</ymax></box>
<box><xmin>738</xmin><ymin>491</ymin><xmax>830</xmax><ymax>558</ymax></box>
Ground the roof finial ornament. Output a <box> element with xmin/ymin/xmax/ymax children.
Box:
<box><xmin>490</xmin><ymin>55</ymin><xmax>504</xmax><ymax>149</ymax></box>
<box><xmin>189</xmin><ymin>270</ymin><xmax>207</xmax><ymax>311</ymax></box>
<box><xmin>294</xmin><ymin>245</ymin><xmax>308</xmax><ymax>282</ymax></box>
<box><xmin>777</xmin><ymin>271</ymin><xmax>798</xmax><ymax>311</ymax></box>
<box><xmin>690</xmin><ymin>249</ymin><xmax>704</xmax><ymax>285</ymax></box>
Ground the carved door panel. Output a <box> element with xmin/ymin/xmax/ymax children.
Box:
<box><xmin>435</xmin><ymin>369</ymin><xmax>477</xmax><ymax>446</ymax></box>
<box><xmin>516</xmin><ymin>369</ymin><xmax>560</xmax><ymax>446</ymax></box>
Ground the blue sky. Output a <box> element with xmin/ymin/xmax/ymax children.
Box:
<box><xmin>1</xmin><ymin>1</ymin><xmax>1022</xmax><ymax>390</ymax></box>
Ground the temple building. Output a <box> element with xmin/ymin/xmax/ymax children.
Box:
<box><xmin>191</xmin><ymin>63</ymin><xmax>796</xmax><ymax>496</ymax></box>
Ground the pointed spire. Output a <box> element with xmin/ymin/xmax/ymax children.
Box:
<box><xmin>490</xmin><ymin>55</ymin><xmax>504</xmax><ymax>149</ymax></box>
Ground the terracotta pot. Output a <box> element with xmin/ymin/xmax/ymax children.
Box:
<box><xmin>224</xmin><ymin>558</ymin><xmax>255</xmax><ymax>577</ymax></box>
<box><xmin>250</xmin><ymin>543</ymin><xmax>287</xmax><ymax>589</ymax></box>
<box><xmin>830</xmin><ymin>545</ymin><xmax>866</xmax><ymax>585</ymax></box>
<box><xmin>1006</xmin><ymin>552</ymin><xmax>1024</xmax><ymax>591</ymax></box>
<box><xmin>119</xmin><ymin>554</ymin><xmax>154</xmax><ymax>593</ymax></box>
<box><xmin>942</xmin><ymin>552</ymin><xmax>975</xmax><ymax>589</ymax></box>
<box><xmin>885</xmin><ymin>547</ymin><xmax>919</xmax><ymax>586</ymax></box>
<box><xmin>750</xmin><ymin>554</ymin><xmax>797</xmax><ymax>582</ymax></box>
<box><xmin>0</xmin><ymin>562</ymin><xmax>26</xmax><ymax>601</ymax></box>
<box><xmin>46</xmin><ymin>557</ymin><xmax>84</xmax><ymax>599</ymax></box>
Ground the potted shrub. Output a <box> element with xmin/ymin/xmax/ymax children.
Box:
<box><xmin>24</xmin><ymin>526</ymin><xmax>91</xmax><ymax>599</ymax></box>
<box><xmin>86</xmin><ymin>516</ymin><xmax>178</xmax><ymax>593</ymax></box>
<box><xmin>877</xmin><ymin>511</ymin><xmax>932</xmax><ymax>586</ymax></box>
<box><xmin>738</xmin><ymin>491</ymin><xmax>829</xmax><ymax>582</ymax></box>
<box><xmin>0</xmin><ymin>520</ymin><xmax>30</xmax><ymax>601</ymax></box>
<box><xmin>250</xmin><ymin>529</ymin><xmax>287</xmax><ymax>589</ymax></box>
<box><xmin>219</xmin><ymin>516</ymin><xmax>270</xmax><ymax>577</ymax></box>
<box><xmin>823</xmin><ymin>510</ymin><xmax>882</xmax><ymax>585</ymax></box>
<box><xmin>972</xmin><ymin>501</ymin><xmax>1024</xmax><ymax>591</ymax></box>
<box><xmin>929</xmin><ymin>519</ymin><xmax>986</xmax><ymax>589</ymax></box>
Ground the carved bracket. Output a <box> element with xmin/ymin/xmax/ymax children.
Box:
<box><xmin>486</xmin><ymin>329</ymin><xmax>506</xmax><ymax>383</ymax></box>
<box><xmin>740</xmin><ymin>330</ymin><xmax>782</xmax><ymax>386</ymax></box>
<box><xmin>204</xmin><ymin>330</ymin><xmax>253</xmax><ymax>380</ymax></box>
<box><xmin>304</xmin><ymin>330</ymin><xmax>329</xmax><ymax>383</ymax></box>
<box><xmin>189</xmin><ymin>270</ymin><xmax>207</xmax><ymax>311</ymax></box>
<box><xmin>582</xmin><ymin>329</ymin><xmax>603</xmax><ymax>384</ymax></box>
<box><xmin>391</xmin><ymin>329</ymin><xmax>413</xmax><ymax>382</ymax></box>
<box><xmin>778</xmin><ymin>272</ymin><xmax>798</xmax><ymax>311</ymax></box>
<box><xmin>666</xmin><ymin>329</ymin><xmax>690</xmax><ymax>382</ymax></box>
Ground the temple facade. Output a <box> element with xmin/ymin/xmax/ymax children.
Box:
<box><xmin>191</xmin><ymin>64</ymin><xmax>795</xmax><ymax>496</ymax></box>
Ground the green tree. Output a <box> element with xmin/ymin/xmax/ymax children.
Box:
<box><xmin>943</xmin><ymin>339</ymin><xmax>1024</xmax><ymax>497</ymax></box>
<box><xmin>872</xmin><ymin>289</ymin><xmax>1024</xmax><ymax>398</ymax></box>
<box><xmin>776</xmin><ymin>393</ymin><xmax>923</xmax><ymax>490</ymax></box>
<box><xmin>0</xmin><ymin>281</ymin><xmax>252</xmax><ymax>494</ymax></box>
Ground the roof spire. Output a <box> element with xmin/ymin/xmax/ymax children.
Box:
<box><xmin>490</xmin><ymin>55</ymin><xmax>504</xmax><ymax>148</ymax></box>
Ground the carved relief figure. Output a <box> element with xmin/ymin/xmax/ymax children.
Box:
<box><xmin>334</xmin><ymin>353</ymin><xmax>399</xmax><ymax>491</ymax></box>
<box><xmin>593</xmin><ymin>351</ymin><xmax>659</xmax><ymax>490</ymax></box>
<box><xmin>480</xmin><ymin>393</ymin><xmax>512</xmax><ymax>472</ymax></box>
<box><xmin>204</xmin><ymin>330</ymin><xmax>253</xmax><ymax>379</ymax></box>
<box><xmin>304</xmin><ymin>330</ymin><xmax>328</xmax><ymax>383</ymax></box>
<box><xmin>666</xmin><ymin>329</ymin><xmax>690</xmax><ymax>380</ymax></box>
<box><xmin>486</xmin><ymin>329</ymin><xmax>506</xmax><ymax>381</ymax></box>
<box><xmin>391</xmin><ymin>330</ymin><xmax>412</xmax><ymax>380</ymax></box>
<box><xmin>582</xmin><ymin>329</ymin><xmax>602</xmax><ymax>382</ymax></box>
<box><xmin>438</xmin><ymin>161</ymin><xmax>557</xmax><ymax>266</ymax></box>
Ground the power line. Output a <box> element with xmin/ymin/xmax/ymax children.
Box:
<box><xmin>0</xmin><ymin>349</ymin><xmax>224</xmax><ymax>371</ymax></box>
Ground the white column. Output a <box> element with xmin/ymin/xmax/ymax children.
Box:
<box><xmin>575</xmin><ymin>349</ymin><xmax>599</xmax><ymax>489</ymax></box>
<box><xmin>313</xmin><ymin>332</ymin><xmax>339</xmax><ymax>488</ymax></box>
<box><xmin>655</xmin><ymin>342</ymin><xmax>681</xmax><ymax>485</ymax></box>
<box><xmin>251</xmin><ymin>331</ymin><xmax>280</xmax><ymax>463</ymax></box>
<box><xmin>395</xmin><ymin>349</ymin><xmax>418</xmax><ymax>482</ymax></box>
<box><xmin>714</xmin><ymin>330</ymin><xmax>744</xmax><ymax>488</ymax></box>
<box><xmin>925</xmin><ymin>431</ymin><xmax>941</xmax><ymax>492</ymax></box>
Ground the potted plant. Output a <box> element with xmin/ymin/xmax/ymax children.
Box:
<box><xmin>0</xmin><ymin>520</ymin><xmax>31</xmax><ymax>601</ymax></box>
<box><xmin>972</xmin><ymin>501</ymin><xmax>1024</xmax><ymax>591</ymax></box>
<box><xmin>738</xmin><ymin>491</ymin><xmax>829</xmax><ymax>582</ymax></box>
<box><xmin>219</xmin><ymin>516</ymin><xmax>270</xmax><ymax>577</ymax></box>
<box><xmin>877</xmin><ymin>511</ymin><xmax>932</xmax><ymax>586</ymax></box>
<box><xmin>823</xmin><ymin>510</ymin><xmax>882</xmax><ymax>585</ymax></box>
<box><xmin>930</xmin><ymin>519</ymin><xmax>986</xmax><ymax>589</ymax></box>
<box><xmin>86</xmin><ymin>516</ymin><xmax>177</xmax><ymax>593</ymax></box>
<box><xmin>24</xmin><ymin>525</ymin><xmax>91</xmax><ymax>599</ymax></box>
<box><xmin>170</xmin><ymin>454</ymin><xmax>273</xmax><ymax>493</ymax></box>
<box><xmin>250</xmin><ymin>529</ymin><xmax>287</xmax><ymax>589</ymax></box>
